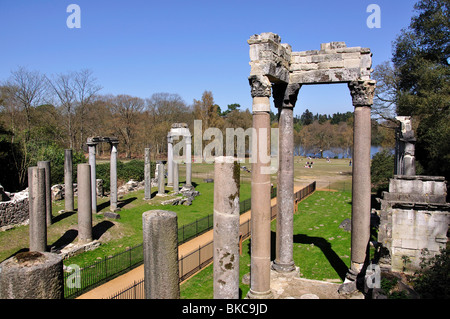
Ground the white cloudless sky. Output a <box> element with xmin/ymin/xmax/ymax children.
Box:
<box><xmin>0</xmin><ymin>0</ymin><xmax>417</xmax><ymax>118</ymax></box>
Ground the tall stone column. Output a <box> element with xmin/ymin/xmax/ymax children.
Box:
<box><xmin>347</xmin><ymin>80</ymin><xmax>376</xmax><ymax>281</ymax></box>
<box><xmin>110</xmin><ymin>142</ymin><xmax>120</xmax><ymax>212</ymax></box>
<box><xmin>64</xmin><ymin>149</ymin><xmax>74</xmax><ymax>212</ymax></box>
<box><xmin>143</xmin><ymin>210</ymin><xmax>180</xmax><ymax>299</ymax></box>
<box><xmin>213</xmin><ymin>156</ymin><xmax>240</xmax><ymax>299</ymax></box>
<box><xmin>272</xmin><ymin>83</ymin><xmax>300</xmax><ymax>273</ymax></box>
<box><xmin>173</xmin><ymin>160</ymin><xmax>179</xmax><ymax>192</ymax></box>
<box><xmin>28</xmin><ymin>166</ymin><xmax>47</xmax><ymax>252</ymax></box>
<box><xmin>87</xmin><ymin>141</ymin><xmax>97</xmax><ymax>214</ymax></box>
<box><xmin>144</xmin><ymin>148</ymin><xmax>152</xmax><ymax>200</ymax></box>
<box><xmin>247</xmin><ymin>75</ymin><xmax>273</xmax><ymax>299</ymax></box>
<box><xmin>185</xmin><ymin>135</ymin><xmax>192</xmax><ymax>187</ymax></box>
<box><xmin>157</xmin><ymin>163</ymin><xmax>165</xmax><ymax>195</ymax></box>
<box><xmin>167</xmin><ymin>134</ymin><xmax>174</xmax><ymax>187</ymax></box>
<box><xmin>77</xmin><ymin>163</ymin><xmax>93</xmax><ymax>243</ymax></box>
<box><xmin>37</xmin><ymin>161</ymin><xmax>52</xmax><ymax>226</ymax></box>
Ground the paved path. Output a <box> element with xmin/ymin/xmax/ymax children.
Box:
<box><xmin>77</xmin><ymin>185</ymin><xmax>306</xmax><ymax>299</ymax></box>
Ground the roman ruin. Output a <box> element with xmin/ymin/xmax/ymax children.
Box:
<box><xmin>167</xmin><ymin>123</ymin><xmax>193</xmax><ymax>189</ymax></box>
<box><xmin>247</xmin><ymin>32</ymin><xmax>376</xmax><ymax>296</ymax></box>
<box><xmin>86</xmin><ymin>136</ymin><xmax>120</xmax><ymax>213</ymax></box>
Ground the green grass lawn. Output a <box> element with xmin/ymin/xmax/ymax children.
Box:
<box><xmin>180</xmin><ymin>190</ymin><xmax>353</xmax><ymax>299</ymax></box>
<box><xmin>0</xmin><ymin>175</ymin><xmax>252</xmax><ymax>268</ymax></box>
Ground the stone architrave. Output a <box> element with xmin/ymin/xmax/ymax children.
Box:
<box><xmin>77</xmin><ymin>164</ymin><xmax>93</xmax><ymax>243</ymax></box>
<box><xmin>37</xmin><ymin>161</ymin><xmax>52</xmax><ymax>226</ymax></box>
<box><xmin>347</xmin><ymin>80</ymin><xmax>376</xmax><ymax>280</ymax></box>
<box><xmin>0</xmin><ymin>251</ymin><xmax>63</xmax><ymax>299</ymax></box>
<box><xmin>144</xmin><ymin>148</ymin><xmax>152</xmax><ymax>200</ymax></box>
<box><xmin>272</xmin><ymin>83</ymin><xmax>301</xmax><ymax>274</ymax></box>
<box><xmin>213</xmin><ymin>156</ymin><xmax>240</xmax><ymax>299</ymax></box>
<box><xmin>110</xmin><ymin>141</ymin><xmax>120</xmax><ymax>212</ymax></box>
<box><xmin>87</xmin><ymin>140</ymin><xmax>98</xmax><ymax>214</ymax></box>
<box><xmin>142</xmin><ymin>210</ymin><xmax>180</xmax><ymax>299</ymax></box>
<box><xmin>173</xmin><ymin>160</ymin><xmax>179</xmax><ymax>192</ymax></box>
<box><xmin>64</xmin><ymin>149</ymin><xmax>74</xmax><ymax>212</ymax></box>
<box><xmin>28</xmin><ymin>166</ymin><xmax>47</xmax><ymax>252</ymax></box>
<box><xmin>247</xmin><ymin>74</ymin><xmax>273</xmax><ymax>299</ymax></box>
<box><xmin>167</xmin><ymin>134</ymin><xmax>174</xmax><ymax>187</ymax></box>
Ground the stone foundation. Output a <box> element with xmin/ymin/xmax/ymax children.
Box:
<box><xmin>378</xmin><ymin>175</ymin><xmax>450</xmax><ymax>273</ymax></box>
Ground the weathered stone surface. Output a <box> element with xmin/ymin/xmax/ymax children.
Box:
<box><xmin>143</xmin><ymin>210</ymin><xmax>180</xmax><ymax>299</ymax></box>
<box><xmin>0</xmin><ymin>189</ymin><xmax>29</xmax><ymax>228</ymax></box>
<box><xmin>0</xmin><ymin>251</ymin><xmax>63</xmax><ymax>299</ymax></box>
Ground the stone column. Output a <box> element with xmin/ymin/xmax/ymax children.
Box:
<box><xmin>167</xmin><ymin>134</ymin><xmax>174</xmax><ymax>187</ymax></box>
<box><xmin>247</xmin><ymin>75</ymin><xmax>273</xmax><ymax>299</ymax></box>
<box><xmin>77</xmin><ymin>163</ymin><xmax>93</xmax><ymax>243</ymax></box>
<box><xmin>87</xmin><ymin>141</ymin><xmax>97</xmax><ymax>214</ymax></box>
<box><xmin>0</xmin><ymin>251</ymin><xmax>63</xmax><ymax>299</ymax></box>
<box><xmin>272</xmin><ymin>83</ymin><xmax>301</xmax><ymax>273</ymax></box>
<box><xmin>213</xmin><ymin>156</ymin><xmax>240</xmax><ymax>299</ymax></box>
<box><xmin>64</xmin><ymin>149</ymin><xmax>74</xmax><ymax>212</ymax></box>
<box><xmin>143</xmin><ymin>210</ymin><xmax>180</xmax><ymax>299</ymax></box>
<box><xmin>37</xmin><ymin>161</ymin><xmax>52</xmax><ymax>226</ymax></box>
<box><xmin>144</xmin><ymin>148</ymin><xmax>152</xmax><ymax>200</ymax></box>
<box><xmin>157</xmin><ymin>163</ymin><xmax>165</xmax><ymax>195</ymax></box>
<box><xmin>28</xmin><ymin>166</ymin><xmax>47</xmax><ymax>252</ymax></box>
<box><xmin>185</xmin><ymin>135</ymin><xmax>192</xmax><ymax>187</ymax></box>
<box><xmin>173</xmin><ymin>160</ymin><xmax>179</xmax><ymax>192</ymax></box>
<box><xmin>110</xmin><ymin>142</ymin><xmax>120</xmax><ymax>212</ymax></box>
<box><xmin>347</xmin><ymin>80</ymin><xmax>376</xmax><ymax>280</ymax></box>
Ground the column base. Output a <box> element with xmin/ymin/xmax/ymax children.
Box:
<box><xmin>271</xmin><ymin>260</ymin><xmax>297</xmax><ymax>274</ymax></box>
<box><xmin>110</xmin><ymin>206</ymin><xmax>121</xmax><ymax>213</ymax></box>
<box><xmin>246</xmin><ymin>289</ymin><xmax>274</xmax><ymax>300</ymax></box>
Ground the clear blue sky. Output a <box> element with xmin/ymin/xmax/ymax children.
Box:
<box><xmin>0</xmin><ymin>0</ymin><xmax>417</xmax><ymax>118</ymax></box>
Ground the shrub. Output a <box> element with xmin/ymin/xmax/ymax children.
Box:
<box><xmin>413</xmin><ymin>248</ymin><xmax>450</xmax><ymax>299</ymax></box>
<box><xmin>371</xmin><ymin>149</ymin><xmax>394</xmax><ymax>193</ymax></box>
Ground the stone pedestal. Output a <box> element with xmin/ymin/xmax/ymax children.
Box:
<box><xmin>0</xmin><ymin>251</ymin><xmax>63</xmax><ymax>299</ymax></box>
<box><xmin>64</xmin><ymin>149</ymin><xmax>74</xmax><ymax>212</ymax></box>
<box><xmin>37</xmin><ymin>161</ymin><xmax>52</xmax><ymax>226</ymax></box>
<box><xmin>213</xmin><ymin>156</ymin><xmax>240</xmax><ymax>299</ymax></box>
<box><xmin>28</xmin><ymin>166</ymin><xmax>47</xmax><ymax>252</ymax></box>
<box><xmin>143</xmin><ymin>210</ymin><xmax>180</xmax><ymax>299</ymax></box>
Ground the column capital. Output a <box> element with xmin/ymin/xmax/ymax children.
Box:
<box><xmin>249</xmin><ymin>75</ymin><xmax>272</xmax><ymax>98</ymax></box>
<box><xmin>273</xmin><ymin>82</ymin><xmax>301</xmax><ymax>109</ymax></box>
<box><xmin>167</xmin><ymin>135</ymin><xmax>173</xmax><ymax>144</ymax></box>
<box><xmin>348</xmin><ymin>80</ymin><xmax>376</xmax><ymax>107</ymax></box>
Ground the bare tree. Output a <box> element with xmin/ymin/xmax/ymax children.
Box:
<box><xmin>73</xmin><ymin>69</ymin><xmax>102</xmax><ymax>149</ymax></box>
<box><xmin>372</xmin><ymin>61</ymin><xmax>399</xmax><ymax>124</ymax></box>
<box><xmin>109</xmin><ymin>94</ymin><xmax>145</xmax><ymax>158</ymax></box>
<box><xmin>47</xmin><ymin>72</ymin><xmax>77</xmax><ymax>148</ymax></box>
<box><xmin>6</xmin><ymin>66</ymin><xmax>48</xmax><ymax>140</ymax></box>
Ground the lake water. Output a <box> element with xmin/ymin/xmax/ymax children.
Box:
<box><xmin>294</xmin><ymin>145</ymin><xmax>391</xmax><ymax>159</ymax></box>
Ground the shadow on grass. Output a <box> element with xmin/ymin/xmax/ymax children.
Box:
<box><xmin>246</xmin><ymin>232</ymin><xmax>348</xmax><ymax>281</ymax></box>
<box><xmin>293</xmin><ymin>233</ymin><xmax>348</xmax><ymax>281</ymax></box>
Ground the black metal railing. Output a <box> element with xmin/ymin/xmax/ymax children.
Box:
<box><xmin>64</xmin><ymin>182</ymin><xmax>316</xmax><ymax>299</ymax></box>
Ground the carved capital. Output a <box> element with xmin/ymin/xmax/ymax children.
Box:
<box><xmin>348</xmin><ymin>80</ymin><xmax>376</xmax><ymax>107</ymax></box>
<box><xmin>249</xmin><ymin>75</ymin><xmax>272</xmax><ymax>98</ymax></box>
<box><xmin>273</xmin><ymin>82</ymin><xmax>301</xmax><ymax>109</ymax></box>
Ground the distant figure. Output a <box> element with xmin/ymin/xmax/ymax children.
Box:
<box><xmin>349</xmin><ymin>160</ymin><xmax>352</xmax><ymax>166</ymax></box>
